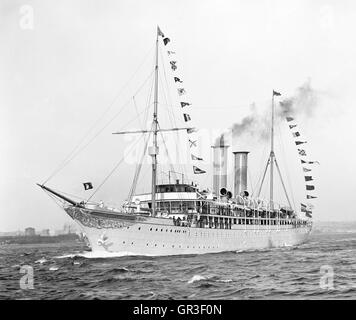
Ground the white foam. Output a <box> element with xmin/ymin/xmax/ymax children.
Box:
<box><xmin>49</xmin><ymin>266</ymin><xmax>59</xmax><ymax>271</ymax></box>
<box><xmin>216</xmin><ymin>279</ymin><xmax>233</xmax><ymax>283</ymax></box>
<box><xmin>188</xmin><ymin>275</ymin><xmax>207</xmax><ymax>284</ymax></box>
<box><xmin>55</xmin><ymin>250</ymin><xmax>158</xmax><ymax>259</ymax></box>
<box><xmin>35</xmin><ymin>257</ymin><xmax>47</xmax><ymax>264</ymax></box>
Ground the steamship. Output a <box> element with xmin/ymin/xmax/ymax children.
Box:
<box><xmin>38</xmin><ymin>27</ymin><xmax>312</xmax><ymax>256</ymax></box>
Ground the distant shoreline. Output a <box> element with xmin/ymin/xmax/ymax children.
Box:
<box><xmin>0</xmin><ymin>233</ymin><xmax>84</xmax><ymax>245</ymax></box>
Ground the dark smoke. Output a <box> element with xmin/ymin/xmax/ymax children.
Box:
<box><xmin>278</xmin><ymin>81</ymin><xmax>318</xmax><ymax>118</ymax></box>
<box><xmin>230</xmin><ymin>102</ymin><xmax>270</xmax><ymax>141</ymax></box>
<box><xmin>214</xmin><ymin>134</ymin><xmax>226</xmax><ymax>147</ymax></box>
<box><xmin>216</xmin><ymin>81</ymin><xmax>319</xmax><ymax>143</ymax></box>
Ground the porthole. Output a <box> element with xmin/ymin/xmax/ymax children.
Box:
<box><xmin>138</xmin><ymin>227</ymin><xmax>141</xmax><ymax>230</ymax></box>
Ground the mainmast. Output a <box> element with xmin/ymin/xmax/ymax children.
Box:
<box><xmin>150</xmin><ymin>27</ymin><xmax>160</xmax><ymax>217</ymax></box>
<box><xmin>258</xmin><ymin>90</ymin><xmax>292</xmax><ymax>211</ymax></box>
<box><xmin>270</xmin><ymin>92</ymin><xmax>275</xmax><ymax>210</ymax></box>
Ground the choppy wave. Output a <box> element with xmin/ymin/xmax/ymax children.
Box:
<box><xmin>188</xmin><ymin>275</ymin><xmax>207</xmax><ymax>284</ymax></box>
<box><xmin>1</xmin><ymin>231</ymin><xmax>355</xmax><ymax>299</ymax></box>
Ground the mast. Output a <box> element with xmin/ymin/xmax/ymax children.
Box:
<box><xmin>257</xmin><ymin>90</ymin><xmax>292</xmax><ymax>211</ymax></box>
<box><xmin>150</xmin><ymin>27</ymin><xmax>160</xmax><ymax>217</ymax></box>
<box><xmin>269</xmin><ymin>92</ymin><xmax>275</xmax><ymax>210</ymax></box>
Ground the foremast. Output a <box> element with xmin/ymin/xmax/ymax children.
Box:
<box><xmin>150</xmin><ymin>26</ymin><xmax>160</xmax><ymax>217</ymax></box>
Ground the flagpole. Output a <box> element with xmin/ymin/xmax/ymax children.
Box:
<box><xmin>150</xmin><ymin>27</ymin><xmax>160</xmax><ymax>217</ymax></box>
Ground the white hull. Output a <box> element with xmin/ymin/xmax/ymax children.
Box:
<box><xmin>66</xmin><ymin>207</ymin><xmax>312</xmax><ymax>256</ymax></box>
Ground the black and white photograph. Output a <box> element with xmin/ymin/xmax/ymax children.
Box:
<box><xmin>1</xmin><ymin>0</ymin><xmax>355</xmax><ymax>307</ymax></box>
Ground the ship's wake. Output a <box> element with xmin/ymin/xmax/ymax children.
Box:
<box><xmin>55</xmin><ymin>250</ymin><xmax>156</xmax><ymax>259</ymax></box>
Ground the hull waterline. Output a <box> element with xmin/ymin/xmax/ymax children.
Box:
<box><xmin>65</xmin><ymin>207</ymin><xmax>312</xmax><ymax>256</ymax></box>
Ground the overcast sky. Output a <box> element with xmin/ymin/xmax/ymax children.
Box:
<box><xmin>1</xmin><ymin>0</ymin><xmax>356</xmax><ymax>232</ymax></box>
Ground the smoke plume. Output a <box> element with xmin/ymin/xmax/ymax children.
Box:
<box><xmin>216</xmin><ymin>81</ymin><xmax>319</xmax><ymax>144</ymax></box>
<box><xmin>278</xmin><ymin>81</ymin><xmax>318</xmax><ymax>118</ymax></box>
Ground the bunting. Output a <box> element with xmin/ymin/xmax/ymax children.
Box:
<box><xmin>305</xmin><ymin>211</ymin><xmax>312</xmax><ymax>218</ymax></box>
<box><xmin>191</xmin><ymin>154</ymin><xmax>203</xmax><ymax>161</ymax></box>
<box><xmin>177</xmin><ymin>88</ymin><xmax>186</xmax><ymax>96</ymax></box>
<box><xmin>193</xmin><ymin>166</ymin><xmax>206</xmax><ymax>174</ymax></box>
<box><xmin>157</xmin><ymin>26</ymin><xmax>165</xmax><ymax>38</ymax></box>
<box><xmin>307</xmin><ymin>195</ymin><xmax>317</xmax><ymax>199</ymax></box>
<box><xmin>301</xmin><ymin>160</ymin><xmax>320</xmax><ymax>165</ymax></box>
<box><xmin>183</xmin><ymin>114</ymin><xmax>191</xmax><ymax>122</ymax></box>
<box><xmin>189</xmin><ymin>139</ymin><xmax>197</xmax><ymax>147</ymax></box>
<box><xmin>285</xmin><ymin>115</ymin><xmax>318</xmax><ymax>218</ymax></box>
<box><xmin>159</xmin><ymin>27</ymin><xmax>205</xmax><ymax>174</ymax></box>
<box><xmin>170</xmin><ymin>61</ymin><xmax>177</xmax><ymax>71</ymax></box>
<box><xmin>187</xmin><ymin>128</ymin><xmax>197</xmax><ymax>134</ymax></box>
<box><xmin>301</xmin><ymin>203</ymin><xmax>312</xmax><ymax>217</ymax></box>
<box><xmin>295</xmin><ymin>141</ymin><xmax>307</xmax><ymax>146</ymax></box>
